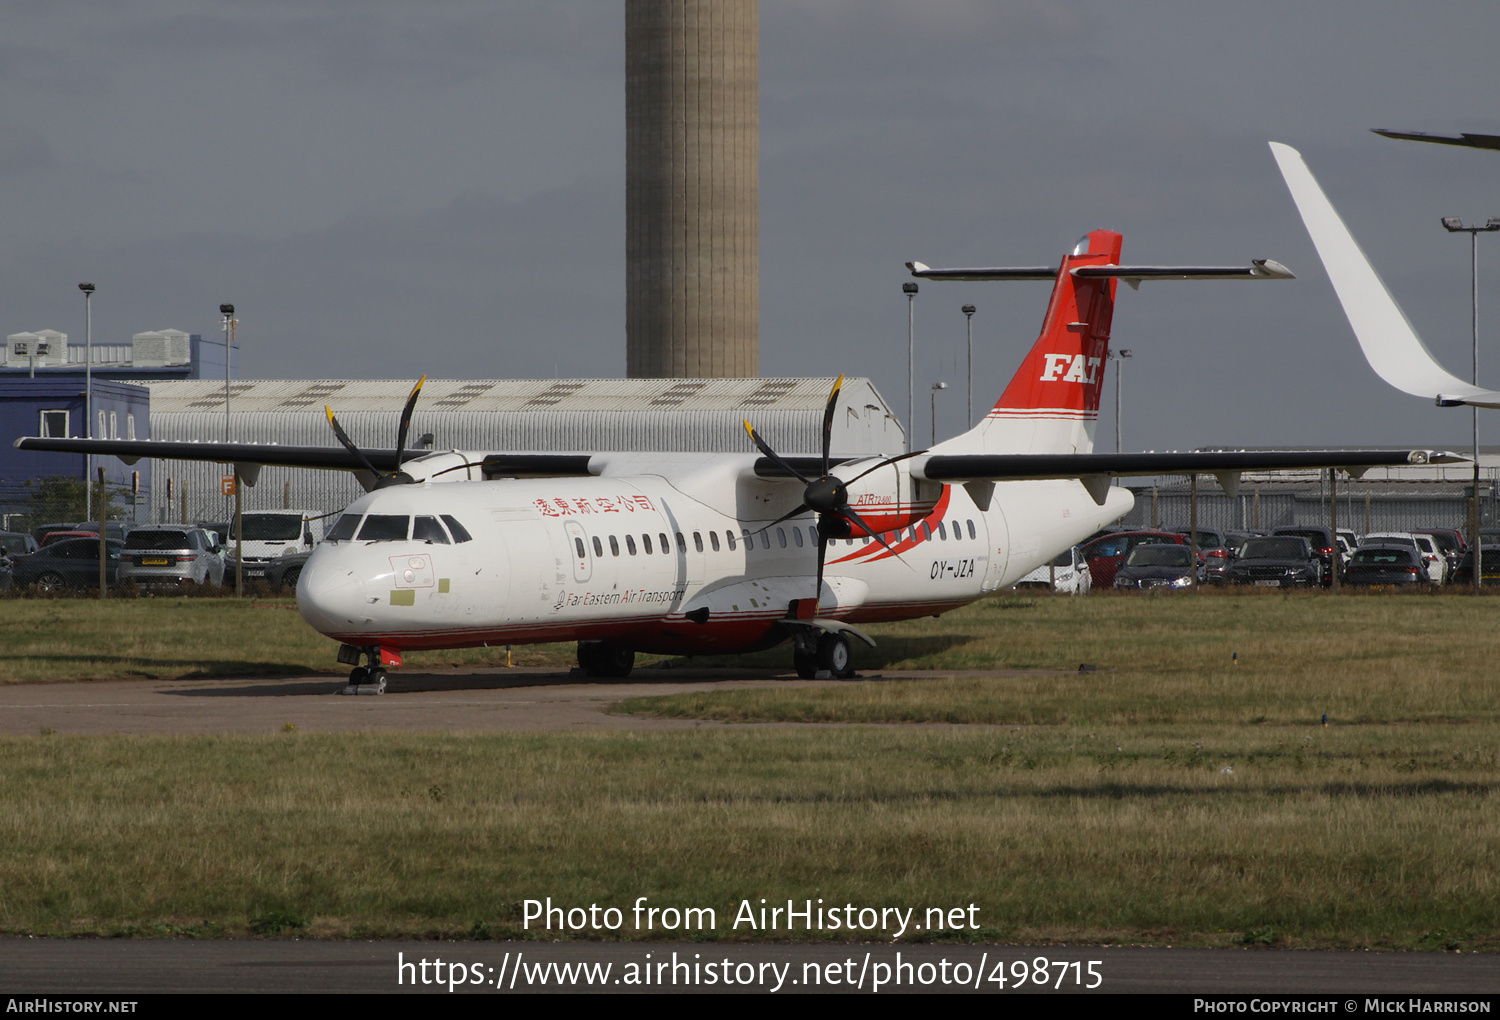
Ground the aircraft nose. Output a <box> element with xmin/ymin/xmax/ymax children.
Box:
<box><xmin>296</xmin><ymin>551</ymin><xmax>374</xmax><ymax>636</ymax></box>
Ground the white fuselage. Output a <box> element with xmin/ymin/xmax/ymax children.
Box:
<box><xmin>296</xmin><ymin>453</ymin><xmax>1131</xmax><ymax>657</ymax></box>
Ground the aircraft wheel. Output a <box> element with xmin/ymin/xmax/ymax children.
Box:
<box><xmin>579</xmin><ymin>641</ymin><xmax>635</xmax><ymax>678</ymax></box>
<box><xmin>368</xmin><ymin>667</ymin><xmax>388</xmax><ymax>686</ymax></box>
<box><xmin>348</xmin><ymin>666</ymin><xmax>368</xmax><ymax>684</ymax></box>
<box><xmin>817</xmin><ymin>633</ymin><xmax>854</xmax><ymax>680</ymax></box>
<box><xmin>793</xmin><ymin>647</ymin><xmax>818</xmax><ymax>679</ymax></box>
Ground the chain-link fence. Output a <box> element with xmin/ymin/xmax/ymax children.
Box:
<box><xmin>1117</xmin><ymin>474</ymin><xmax>1499</xmax><ymax>538</ymax></box>
<box><xmin>0</xmin><ymin>476</ymin><xmax>135</xmax><ymax>536</ymax></box>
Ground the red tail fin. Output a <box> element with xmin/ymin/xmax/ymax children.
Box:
<box><xmin>991</xmin><ymin>229</ymin><xmax>1122</xmax><ymax>420</ymax></box>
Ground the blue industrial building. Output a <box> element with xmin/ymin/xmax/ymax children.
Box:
<box><xmin>0</xmin><ymin>326</ymin><xmax>226</xmax><ymax>528</ymax></box>
<box><xmin>0</xmin><ymin>377</ymin><xmax>152</xmax><ymax>527</ymax></box>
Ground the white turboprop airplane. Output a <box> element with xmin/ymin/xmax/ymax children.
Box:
<box><xmin>17</xmin><ymin>229</ymin><xmax>1461</xmax><ymax>689</ymax></box>
<box><xmin>1271</xmin><ymin>141</ymin><xmax>1500</xmax><ymax>408</ymax></box>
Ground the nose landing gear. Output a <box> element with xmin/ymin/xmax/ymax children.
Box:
<box><xmin>338</xmin><ymin>644</ymin><xmax>393</xmax><ymax>695</ymax></box>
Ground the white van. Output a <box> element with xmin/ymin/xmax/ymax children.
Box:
<box><xmin>225</xmin><ymin>510</ymin><xmax>319</xmax><ymax>579</ymax></box>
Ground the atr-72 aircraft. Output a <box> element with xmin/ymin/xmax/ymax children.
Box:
<box><xmin>18</xmin><ymin>230</ymin><xmax>1458</xmax><ymax>689</ymax></box>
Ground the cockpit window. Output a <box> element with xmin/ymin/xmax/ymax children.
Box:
<box><xmin>441</xmin><ymin>514</ymin><xmax>473</xmax><ymax>543</ymax></box>
<box><xmin>326</xmin><ymin>514</ymin><xmax>360</xmax><ymax>542</ymax></box>
<box><xmin>413</xmin><ymin>515</ymin><xmax>450</xmax><ymax>544</ymax></box>
<box><xmin>357</xmin><ymin>515</ymin><xmax>410</xmax><ymax>542</ymax></box>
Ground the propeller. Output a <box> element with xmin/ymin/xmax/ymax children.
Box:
<box><xmin>324</xmin><ymin>375</ymin><xmax>427</xmax><ymax>489</ymax></box>
<box><xmin>744</xmin><ymin>375</ymin><xmax>922</xmax><ymax>614</ymax></box>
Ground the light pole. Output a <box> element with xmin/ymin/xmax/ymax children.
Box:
<box><xmin>903</xmin><ymin>282</ymin><xmax>918</xmax><ymax>449</ymax></box>
<box><xmin>1442</xmin><ymin>217</ymin><xmax>1500</xmax><ymax>593</ymax></box>
<box><xmin>930</xmin><ymin>381</ymin><xmax>948</xmax><ymax>446</ymax></box>
<box><xmin>219</xmin><ymin>303</ymin><xmax>242</xmax><ymax>596</ymax></box>
<box><xmin>78</xmin><ymin>283</ymin><xmax>95</xmax><ymax>490</ymax></box>
<box><xmin>961</xmin><ymin>304</ymin><xmax>976</xmax><ymax>428</ymax></box>
<box><xmin>1111</xmin><ymin>348</ymin><xmax>1133</xmax><ymax>453</ymax></box>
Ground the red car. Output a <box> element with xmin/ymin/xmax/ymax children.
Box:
<box><xmin>1078</xmin><ymin>531</ymin><xmax>1190</xmax><ymax>590</ymax></box>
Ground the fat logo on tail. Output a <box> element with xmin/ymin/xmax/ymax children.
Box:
<box><xmin>933</xmin><ymin>229</ymin><xmax>1121</xmax><ymax>457</ymax></box>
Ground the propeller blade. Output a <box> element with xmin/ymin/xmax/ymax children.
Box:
<box><xmin>324</xmin><ymin>406</ymin><xmax>381</xmax><ymax>476</ymax></box>
<box><xmin>394</xmin><ymin>375</ymin><xmax>427</xmax><ymax>471</ymax></box>
<box><xmin>839</xmin><ymin>506</ymin><xmax>908</xmax><ymax>562</ymax></box>
<box><xmin>844</xmin><ymin>449</ymin><xmax>927</xmax><ymax>487</ymax></box>
<box><xmin>815</xmin><ymin>532</ymin><xmax>828</xmax><ymax>611</ymax></box>
<box><xmin>744</xmin><ymin>420</ymin><xmax>812</xmax><ymax>484</ymax></box>
<box><xmin>820</xmin><ymin>374</ymin><xmax>844</xmax><ymax>477</ymax></box>
<box><xmin>750</xmin><ymin>503</ymin><xmax>812</xmax><ymax>538</ymax></box>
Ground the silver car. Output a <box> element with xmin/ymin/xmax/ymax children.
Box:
<box><xmin>119</xmin><ymin>527</ymin><xmax>226</xmax><ymax>587</ymax></box>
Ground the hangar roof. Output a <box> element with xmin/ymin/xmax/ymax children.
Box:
<box><xmin>143</xmin><ymin>377</ymin><xmax>878</xmax><ymax>415</ymax></box>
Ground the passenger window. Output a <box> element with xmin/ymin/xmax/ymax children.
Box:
<box><xmin>413</xmin><ymin>516</ymin><xmax>450</xmax><ymax>544</ymax></box>
<box><xmin>922</xmin><ymin>522</ymin><xmax>932</xmax><ymax>541</ymax></box>
<box><xmin>676</xmin><ymin>533</ymin><xmax>687</xmax><ymax>552</ymax></box>
<box><xmin>792</xmin><ymin>527</ymin><xmax>804</xmax><ymax>548</ymax></box>
<box><xmin>709</xmin><ymin>532</ymin><xmax>720</xmax><ymax>552</ymax></box>
<box><xmin>776</xmin><ymin>528</ymin><xmax>787</xmax><ymax>549</ymax></box>
<box><xmin>660</xmin><ymin>533</ymin><xmax>670</xmax><ymax>554</ymax></box>
<box><xmin>626</xmin><ymin>534</ymin><xmax>637</xmax><ymax>555</ymax></box>
<box><xmin>726</xmin><ymin>531</ymin><xmax>736</xmax><ymax>551</ymax></box>
<box><xmin>742</xmin><ymin>529</ymin><xmax>755</xmax><ymax>550</ymax></box>
<box><xmin>592</xmin><ymin>536</ymin><xmax>603</xmax><ymax>557</ymax></box>
<box><xmin>642</xmin><ymin>534</ymin><xmax>653</xmax><ymax>554</ymax></box>
<box><xmin>693</xmin><ymin>532</ymin><xmax>704</xmax><ymax>552</ymax></box>
<box><xmin>936</xmin><ymin>521</ymin><xmax>947</xmax><ymax>540</ymax></box>
<box><xmin>967</xmin><ymin>520</ymin><xmax>977</xmax><ymax>540</ymax></box>
<box><xmin>808</xmin><ymin>526</ymin><xmax>818</xmax><ymax>547</ymax></box>
<box><xmin>609</xmin><ymin>535</ymin><xmax>620</xmax><ymax>556</ymax></box>
<box><xmin>357</xmin><ymin>515</ymin><xmax>409</xmax><ymax>541</ymax></box>
<box><xmin>440</xmin><ymin>515</ymin><xmax>473</xmax><ymax>543</ymax></box>
<box><xmin>327</xmin><ymin>514</ymin><xmax>360</xmax><ymax>542</ymax></box>
<box><xmin>574</xmin><ymin>537</ymin><xmax>586</xmax><ymax>559</ymax></box>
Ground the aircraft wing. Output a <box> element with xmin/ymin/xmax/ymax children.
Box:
<box><xmin>912</xmin><ymin>448</ymin><xmax>1466</xmax><ymax>504</ymax></box>
<box><xmin>1270</xmin><ymin>141</ymin><xmax>1500</xmax><ymax>409</ymax></box>
<box><xmin>12</xmin><ymin>437</ymin><xmax>597</xmax><ymax>479</ymax></box>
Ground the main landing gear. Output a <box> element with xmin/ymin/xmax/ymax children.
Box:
<box><xmin>578</xmin><ymin>640</ymin><xmax>635</xmax><ymax>678</ymax></box>
<box><xmin>792</xmin><ymin>629</ymin><xmax>854</xmax><ymax>680</ymax></box>
<box><xmin>338</xmin><ymin>644</ymin><xmax>389</xmax><ymax>695</ymax></box>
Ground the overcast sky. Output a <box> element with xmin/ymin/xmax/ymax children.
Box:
<box><xmin>4</xmin><ymin>1</ymin><xmax>1500</xmax><ymax>453</ymax></box>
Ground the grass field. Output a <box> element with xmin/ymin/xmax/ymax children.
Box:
<box><xmin>0</xmin><ymin>597</ymin><xmax>576</xmax><ymax>684</ymax></box>
<box><xmin>1</xmin><ymin>591</ymin><xmax>1496</xmax><ymax>948</ymax></box>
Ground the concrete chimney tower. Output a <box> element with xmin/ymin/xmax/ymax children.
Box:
<box><xmin>626</xmin><ymin>0</ymin><xmax>759</xmax><ymax>378</ymax></box>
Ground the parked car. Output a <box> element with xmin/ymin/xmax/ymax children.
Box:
<box><xmin>1361</xmin><ymin>532</ymin><xmax>1445</xmax><ymax>584</ymax></box>
<box><xmin>9</xmin><ymin>538</ymin><xmax>122</xmax><ymax>591</ymax></box>
<box><xmin>1014</xmin><ymin>546</ymin><xmax>1091</xmax><ymax>595</ymax></box>
<box><xmin>40</xmin><ymin>529</ymin><xmax>99</xmax><ymax>547</ymax></box>
<box><xmin>1079</xmin><ymin>531</ymin><xmax>1189</xmax><ymax>590</ymax></box>
<box><xmin>1415</xmin><ymin>529</ymin><xmax>1465</xmax><ymax>581</ymax></box>
<box><xmin>1112</xmin><ymin>544</ymin><xmax>1205</xmax><ymax>591</ymax></box>
<box><xmin>1342</xmin><ymin>546</ymin><xmax>1431</xmax><ymax>588</ymax></box>
<box><xmin>1451</xmin><ymin>545</ymin><xmax>1500</xmax><ymax>587</ymax></box>
<box><xmin>265</xmin><ymin>549</ymin><xmax>314</xmax><ymax>594</ymax></box>
<box><xmin>0</xmin><ymin>532</ymin><xmax>39</xmax><ymax>558</ymax></box>
<box><xmin>1269</xmin><ymin>526</ymin><xmax>1339</xmax><ymax>584</ymax></box>
<box><xmin>1169</xmin><ymin>528</ymin><xmax>1235</xmax><ymax>582</ymax></box>
<box><xmin>119</xmin><ymin>527</ymin><xmax>226</xmax><ymax>587</ymax></box>
<box><xmin>1226</xmin><ymin>536</ymin><xmax>1322</xmax><ymax>588</ymax></box>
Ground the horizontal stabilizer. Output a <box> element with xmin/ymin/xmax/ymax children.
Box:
<box><xmin>1270</xmin><ymin>141</ymin><xmax>1500</xmax><ymax>409</ymax></box>
<box><xmin>1372</xmin><ymin>128</ymin><xmax>1500</xmax><ymax>151</ymax></box>
<box><xmin>913</xmin><ymin>449</ymin><xmax>1466</xmax><ymax>483</ymax></box>
<box><xmin>907</xmin><ymin>261</ymin><xmax>1292</xmax><ymax>287</ymax></box>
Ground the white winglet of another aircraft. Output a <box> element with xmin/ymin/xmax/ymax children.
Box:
<box><xmin>1269</xmin><ymin>141</ymin><xmax>1500</xmax><ymax>409</ymax></box>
